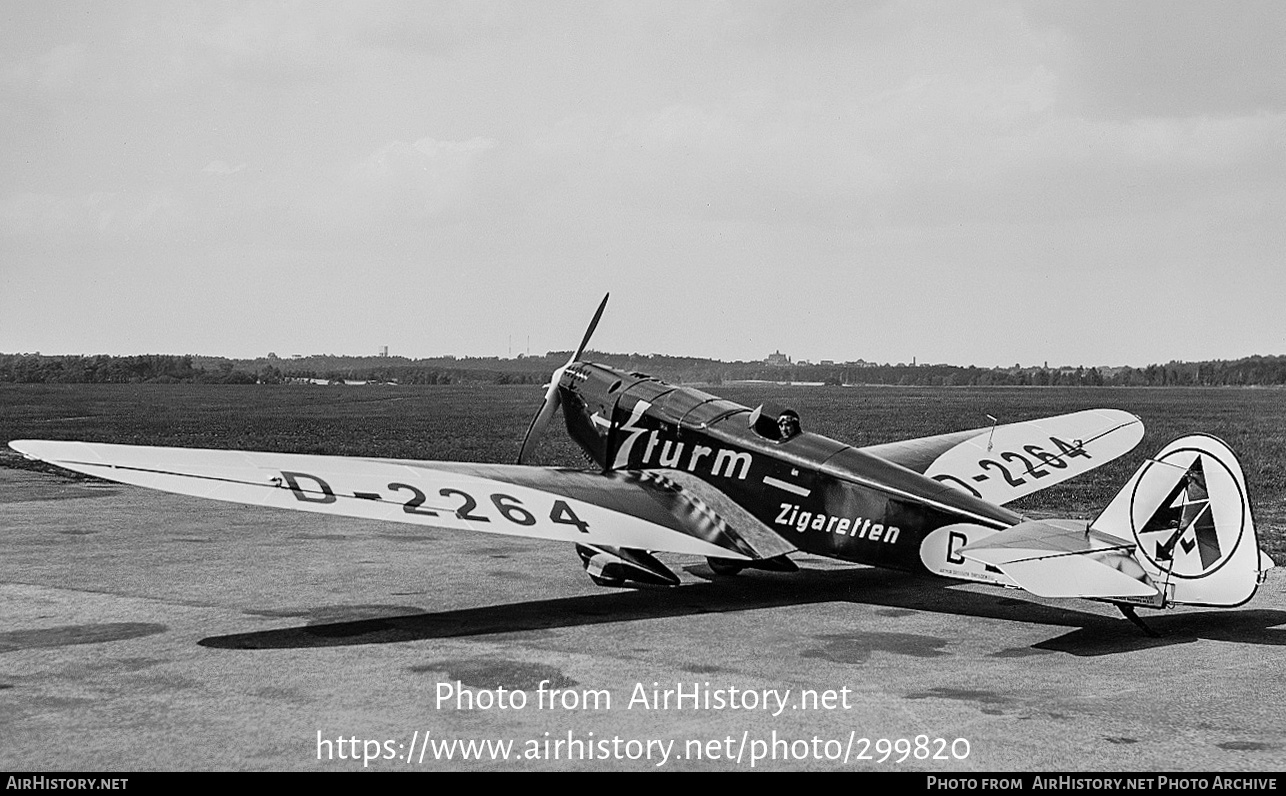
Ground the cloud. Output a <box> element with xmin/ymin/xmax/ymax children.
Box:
<box><xmin>0</xmin><ymin>42</ymin><xmax>88</xmax><ymax>95</ymax></box>
<box><xmin>88</xmin><ymin>4</ymin><xmax>359</xmax><ymax>94</ymax></box>
<box><xmin>345</xmin><ymin>136</ymin><xmax>498</xmax><ymax>221</ymax></box>
<box><xmin>517</xmin><ymin>51</ymin><xmax>1285</xmax><ymax>230</ymax></box>
<box><xmin>353</xmin><ymin>136</ymin><xmax>496</xmax><ymax>179</ymax></box>
<box><xmin>3</xmin><ymin>4</ymin><xmax>1281</xmax><ymax>262</ymax></box>
<box><xmin>202</xmin><ymin>161</ymin><xmax>247</xmax><ymax>176</ymax></box>
<box><xmin>0</xmin><ymin>133</ymin><xmax>502</xmax><ymax>248</ymax></box>
<box><xmin>0</xmin><ymin>190</ymin><xmax>187</xmax><ymax>240</ymax></box>
<box><xmin>353</xmin><ymin>0</ymin><xmax>544</xmax><ymax>55</ymax></box>
<box><xmin>1029</xmin><ymin>0</ymin><xmax>1286</xmax><ymax>118</ymax></box>
<box><xmin>195</xmin><ymin>3</ymin><xmax>353</xmax><ymax>83</ymax></box>
<box><xmin>0</xmin><ymin>7</ymin><xmax>359</xmax><ymax>101</ymax></box>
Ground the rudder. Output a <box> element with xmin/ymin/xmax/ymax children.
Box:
<box><xmin>1091</xmin><ymin>434</ymin><xmax>1274</xmax><ymax>607</ymax></box>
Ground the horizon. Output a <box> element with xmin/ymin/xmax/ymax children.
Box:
<box><xmin>6</xmin><ymin>346</ymin><xmax>1282</xmax><ymax>374</ymax></box>
<box><xmin>3</xmin><ymin>3</ymin><xmax>1283</xmax><ymax>366</ymax></box>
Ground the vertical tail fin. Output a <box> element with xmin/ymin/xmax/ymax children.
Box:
<box><xmin>1091</xmin><ymin>434</ymin><xmax>1273</xmax><ymax>607</ymax></box>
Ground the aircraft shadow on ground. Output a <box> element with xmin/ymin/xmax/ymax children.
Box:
<box><xmin>199</xmin><ymin>565</ymin><xmax>1286</xmax><ymax>657</ymax></box>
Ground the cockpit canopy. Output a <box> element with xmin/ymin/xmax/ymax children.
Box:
<box><xmin>748</xmin><ymin>403</ymin><xmax>801</xmax><ymax>442</ymax></box>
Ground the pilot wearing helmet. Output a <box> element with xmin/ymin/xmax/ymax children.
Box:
<box><xmin>777</xmin><ymin>409</ymin><xmax>801</xmax><ymax>441</ymax></box>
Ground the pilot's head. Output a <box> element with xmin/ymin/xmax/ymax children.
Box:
<box><xmin>777</xmin><ymin>410</ymin><xmax>801</xmax><ymax>440</ymax></box>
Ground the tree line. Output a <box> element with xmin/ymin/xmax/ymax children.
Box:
<box><xmin>0</xmin><ymin>353</ymin><xmax>546</xmax><ymax>385</ymax></box>
<box><xmin>2</xmin><ymin>352</ymin><xmax>1284</xmax><ymax>387</ymax></box>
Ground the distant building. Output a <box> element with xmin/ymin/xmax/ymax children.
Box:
<box><xmin>379</xmin><ymin>346</ymin><xmax>389</xmax><ymax>357</ymax></box>
<box><xmin>765</xmin><ymin>350</ymin><xmax>792</xmax><ymax>366</ymax></box>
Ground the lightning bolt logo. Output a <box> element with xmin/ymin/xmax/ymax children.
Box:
<box><xmin>1137</xmin><ymin>456</ymin><xmax>1223</xmax><ymax>573</ymax></box>
<box><xmin>609</xmin><ymin>400</ymin><xmax>652</xmax><ymax>470</ymax></box>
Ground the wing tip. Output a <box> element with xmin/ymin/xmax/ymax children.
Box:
<box><xmin>8</xmin><ymin>439</ymin><xmax>43</xmax><ymax>460</ymax></box>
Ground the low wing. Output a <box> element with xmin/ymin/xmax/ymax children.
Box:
<box><xmin>9</xmin><ymin>440</ymin><xmax>762</xmax><ymax>561</ymax></box>
<box><xmin>860</xmin><ymin>409</ymin><xmax>1143</xmax><ymax>505</ymax></box>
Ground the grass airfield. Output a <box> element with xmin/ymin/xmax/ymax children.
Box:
<box><xmin>1</xmin><ymin>383</ymin><xmax>1284</xmax><ymax>771</ymax></box>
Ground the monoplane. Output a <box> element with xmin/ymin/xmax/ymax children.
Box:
<box><xmin>10</xmin><ymin>295</ymin><xmax>1274</xmax><ymax>632</ymax></box>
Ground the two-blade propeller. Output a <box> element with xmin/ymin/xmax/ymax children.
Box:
<box><xmin>516</xmin><ymin>292</ymin><xmax>610</xmax><ymax>464</ymax></box>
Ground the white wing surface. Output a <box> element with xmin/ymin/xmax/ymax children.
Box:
<box><xmin>863</xmin><ymin>409</ymin><xmax>1143</xmax><ymax>505</ymax></box>
<box><xmin>9</xmin><ymin>440</ymin><xmax>756</xmax><ymax>561</ymax></box>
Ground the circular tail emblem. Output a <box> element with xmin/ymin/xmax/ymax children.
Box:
<box><xmin>1130</xmin><ymin>448</ymin><xmax>1245</xmax><ymax>579</ymax></box>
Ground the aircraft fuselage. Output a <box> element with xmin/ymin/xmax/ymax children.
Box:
<box><xmin>557</xmin><ymin>362</ymin><xmax>1023</xmax><ymax>575</ymax></box>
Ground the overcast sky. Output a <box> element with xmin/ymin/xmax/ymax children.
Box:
<box><xmin>2</xmin><ymin>1</ymin><xmax>1283</xmax><ymax>367</ymax></box>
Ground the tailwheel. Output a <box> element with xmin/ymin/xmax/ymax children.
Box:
<box><xmin>1117</xmin><ymin>604</ymin><xmax>1161</xmax><ymax>637</ymax></box>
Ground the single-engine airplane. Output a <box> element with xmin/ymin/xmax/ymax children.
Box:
<box><xmin>9</xmin><ymin>295</ymin><xmax>1275</xmax><ymax>633</ymax></box>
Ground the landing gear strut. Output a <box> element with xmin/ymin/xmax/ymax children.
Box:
<box><xmin>707</xmin><ymin>554</ymin><xmax>799</xmax><ymax>576</ymax></box>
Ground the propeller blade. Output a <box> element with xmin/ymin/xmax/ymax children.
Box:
<box><xmin>517</xmin><ymin>372</ymin><xmax>562</xmax><ymax>464</ymax></box>
<box><xmin>571</xmin><ymin>292</ymin><xmax>610</xmax><ymax>365</ymax></box>
<box><xmin>516</xmin><ymin>293</ymin><xmax>609</xmax><ymax>465</ymax></box>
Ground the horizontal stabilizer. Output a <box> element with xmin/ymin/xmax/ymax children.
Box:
<box><xmin>959</xmin><ymin>518</ymin><xmax>1158</xmax><ymax>599</ymax></box>
<box><xmin>996</xmin><ymin>553</ymin><xmax>1160</xmax><ymax>600</ymax></box>
<box><xmin>958</xmin><ymin>518</ymin><xmax>1134</xmax><ymax>567</ymax></box>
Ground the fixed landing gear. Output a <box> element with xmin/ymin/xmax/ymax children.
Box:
<box><xmin>577</xmin><ymin>544</ymin><xmax>679</xmax><ymax>588</ymax></box>
<box><xmin>707</xmin><ymin>558</ymin><xmax>745</xmax><ymax>576</ymax></box>
<box><xmin>706</xmin><ymin>554</ymin><xmax>799</xmax><ymax>576</ymax></box>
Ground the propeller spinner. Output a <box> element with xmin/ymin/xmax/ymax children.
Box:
<box><xmin>516</xmin><ymin>292</ymin><xmax>610</xmax><ymax>464</ymax></box>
